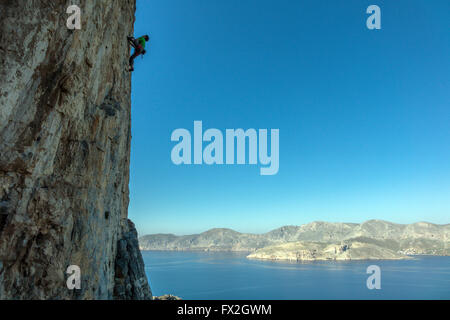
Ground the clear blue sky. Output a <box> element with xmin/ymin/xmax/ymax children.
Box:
<box><xmin>129</xmin><ymin>0</ymin><xmax>449</xmax><ymax>236</ymax></box>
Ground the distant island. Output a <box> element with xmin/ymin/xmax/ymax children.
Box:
<box><xmin>139</xmin><ymin>220</ymin><xmax>449</xmax><ymax>261</ymax></box>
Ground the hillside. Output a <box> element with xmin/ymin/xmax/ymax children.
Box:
<box><xmin>247</xmin><ymin>240</ymin><xmax>409</xmax><ymax>261</ymax></box>
<box><xmin>139</xmin><ymin>220</ymin><xmax>449</xmax><ymax>257</ymax></box>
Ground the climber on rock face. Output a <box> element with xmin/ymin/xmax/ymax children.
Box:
<box><xmin>128</xmin><ymin>35</ymin><xmax>149</xmax><ymax>71</ymax></box>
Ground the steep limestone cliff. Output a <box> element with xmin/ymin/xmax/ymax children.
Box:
<box><xmin>0</xmin><ymin>0</ymin><xmax>151</xmax><ymax>299</ymax></box>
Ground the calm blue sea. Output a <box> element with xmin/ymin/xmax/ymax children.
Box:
<box><xmin>142</xmin><ymin>251</ymin><xmax>450</xmax><ymax>300</ymax></box>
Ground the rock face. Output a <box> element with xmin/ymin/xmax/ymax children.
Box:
<box><xmin>114</xmin><ymin>220</ymin><xmax>152</xmax><ymax>300</ymax></box>
<box><xmin>0</xmin><ymin>0</ymin><xmax>151</xmax><ymax>299</ymax></box>
<box><xmin>153</xmin><ymin>294</ymin><xmax>182</xmax><ymax>300</ymax></box>
<box><xmin>139</xmin><ymin>220</ymin><xmax>449</xmax><ymax>256</ymax></box>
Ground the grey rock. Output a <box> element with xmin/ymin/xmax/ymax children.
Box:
<box><xmin>153</xmin><ymin>294</ymin><xmax>182</xmax><ymax>300</ymax></box>
<box><xmin>114</xmin><ymin>220</ymin><xmax>152</xmax><ymax>300</ymax></box>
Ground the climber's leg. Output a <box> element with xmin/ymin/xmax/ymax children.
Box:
<box><xmin>129</xmin><ymin>45</ymin><xmax>143</xmax><ymax>71</ymax></box>
<box><xmin>129</xmin><ymin>51</ymin><xmax>140</xmax><ymax>71</ymax></box>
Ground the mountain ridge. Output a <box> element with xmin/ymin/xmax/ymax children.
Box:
<box><xmin>139</xmin><ymin>220</ymin><xmax>449</xmax><ymax>257</ymax></box>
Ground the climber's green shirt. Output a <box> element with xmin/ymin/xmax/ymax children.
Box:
<box><xmin>137</xmin><ymin>36</ymin><xmax>146</xmax><ymax>49</ymax></box>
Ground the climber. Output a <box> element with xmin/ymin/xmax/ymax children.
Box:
<box><xmin>128</xmin><ymin>35</ymin><xmax>149</xmax><ymax>71</ymax></box>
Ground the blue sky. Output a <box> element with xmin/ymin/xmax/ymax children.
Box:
<box><xmin>129</xmin><ymin>0</ymin><xmax>450</xmax><ymax>235</ymax></box>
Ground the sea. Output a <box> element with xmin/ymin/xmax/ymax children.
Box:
<box><xmin>142</xmin><ymin>251</ymin><xmax>450</xmax><ymax>300</ymax></box>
